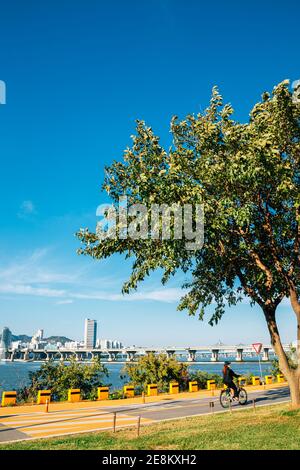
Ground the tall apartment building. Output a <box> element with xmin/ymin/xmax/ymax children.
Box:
<box><xmin>84</xmin><ymin>319</ymin><xmax>97</xmax><ymax>349</ymax></box>
<box><xmin>0</xmin><ymin>327</ymin><xmax>12</xmax><ymax>349</ymax></box>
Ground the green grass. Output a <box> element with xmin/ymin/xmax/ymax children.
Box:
<box><xmin>2</xmin><ymin>403</ymin><xmax>300</xmax><ymax>450</ymax></box>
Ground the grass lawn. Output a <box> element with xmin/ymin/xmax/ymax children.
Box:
<box><xmin>2</xmin><ymin>403</ymin><xmax>300</xmax><ymax>450</ymax></box>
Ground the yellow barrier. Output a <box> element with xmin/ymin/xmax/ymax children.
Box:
<box><xmin>68</xmin><ymin>388</ymin><xmax>81</xmax><ymax>402</ymax></box>
<box><xmin>169</xmin><ymin>382</ymin><xmax>179</xmax><ymax>394</ymax></box>
<box><xmin>252</xmin><ymin>376</ymin><xmax>260</xmax><ymax>386</ymax></box>
<box><xmin>189</xmin><ymin>381</ymin><xmax>198</xmax><ymax>392</ymax></box>
<box><xmin>1</xmin><ymin>391</ymin><xmax>17</xmax><ymax>407</ymax></box>
<box><xmin>207</xmin><ymin>380</ymin><xmax>216</xmax><ymax>390</ymax></box>
<box><xmin>123</xmin><ymin>385</ymin><xmax>135</xmax><ymax>398</ymax></box>
<box><xmin>277</xmin><ymin>374</ymin><xmax>285</xmax><ymax>383</ymax></box>
<box><xmin>238</xmin><ymin>377</ymin><xmax>246</xmax><ymax>386</ymax></box>
<box><xmin>147</xmin><ymin>384</ymin><xmax>158</xmax><ymax>396</ymax></box>
<box><xmin>37</xmin><ymin>390</ymin><xmax>51</xmax><ymax>405</ymax></box>
<box><xmin>265</xmin><ymin>375</ymin><xmax>273</xmax><ymax>385</ymax></box>
<box><xmin>97</xmin><ymin>387</ymin><xmax>109</xmax><ymax>400</ymax></box>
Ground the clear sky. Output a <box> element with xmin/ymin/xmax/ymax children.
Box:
<box><xmin>0</xmin><ymin>0</ymin><xmax>299</xmax><ymax>346</ymax></box>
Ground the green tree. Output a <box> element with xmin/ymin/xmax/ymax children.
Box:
<box><xmin>18</xmin><ymin>358</ymin><xmax>108</xmax><ymax>402</ymax></box>
<box><xmin>123</xmin><ymin>353</ymin><xmax>189</xmax><ymax>392</ymax></box>
<box><xmin>77</xmin><ymin>81</ymin><xmax>300</xmax><ymax>406</ymax></box>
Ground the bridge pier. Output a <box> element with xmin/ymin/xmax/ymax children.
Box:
<box><xmin>10</xmin><ymin>350</ymin><xmax>16</xmax><ymax>362</ymax></box>
<box><xmin>77</xmin><ymin>352</ymin><xmax>85</xmax><ymax>361</ymax></box>
<box><xmin>186</xmin><ymin>349</ymin><xmax>197</xmax><ymax>362</ymax></box>
<box><xmin>211</xmin><ymin>349</ymin><xmax>219</xmax><ymax>362</ymax></box>
<box><xmin>93</xmin><ymin>351</ymin><xmax>102</xmax><ymax>361</ymax></box>
<box><xmin>23</xmin><ymin>349</ymin><xmax>30</xmax><ymax>361</ymax></box>
<box><xmin>166</xmin><ymin>350</ymin><xmax>175</xmax><ymax>359</ymax></box>
<box><xmin>125</xmin><ymin>350</ymin><xmax>136</xmax><ymax>362</ymax></box>
<box><xmin>107</xmin><ymin>351</ymin><xmax>117</xmax><ymax>362</ymax></box>
<box><xmin>145</xmin><ymin>350</ymin><xmax>156</xmax><ymax>355</ymax></box>
<box><xmin>262</xmin><ymin>347</ymin><xmax>270</xmax><ymax>361</ymax></box>
<box><xmin>236</xmin><ymin>348</ymin><xmax>244</xmax><ymax>362</ymax></box>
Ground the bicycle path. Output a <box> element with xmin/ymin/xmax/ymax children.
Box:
<box><xmin>0</xmin><ymin>385</ymin><xmax>290</xmax><ymax>443</ymax></box>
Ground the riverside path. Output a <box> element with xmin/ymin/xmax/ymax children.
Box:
<box><xmin>0</xmin><ymin>383</ymin><xmax>290</xmax><ymax>443</ymax></box>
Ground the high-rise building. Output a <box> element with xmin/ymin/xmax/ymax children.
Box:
<box><xmin>84</xmin><ymin>319</ymin><xmax>97</xmax><ymax>349</ymax></box>
<box><xmin>1</xmin><ymin>327</ymin><xmax>12</xmax><ymax>349</ymax></box>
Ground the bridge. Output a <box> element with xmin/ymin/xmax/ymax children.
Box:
<box><xmin>0</xmin><ymin>343</ymin><xmax>289</xmax><ymax>363</ymax></box>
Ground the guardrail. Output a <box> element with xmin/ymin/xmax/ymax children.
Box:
<box><xmin>0</xmin><ymin>376</ymin><xmax>287</xmax><ymax>407</ymax></box>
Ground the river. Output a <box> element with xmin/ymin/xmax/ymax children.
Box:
<box><xmin>0</xmin><ymin>358</ymin><xmax>273</xmax><ymax>393</ymax></box>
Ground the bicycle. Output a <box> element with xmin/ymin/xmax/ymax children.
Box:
<box><xmin>219</xmin><ymin>385</ymin><xmax>248</xmax><ymax>408</ymax></box>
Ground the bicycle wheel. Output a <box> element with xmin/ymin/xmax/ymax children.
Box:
<box><xmin>220</xmin><ymin>389</ymin><xmax>231</xmax><ymax>408</ymax></box>
<box><xmin>238</xmin><ymin>387</ymin><xmax>247</xmax><ymax>405</ymax></box>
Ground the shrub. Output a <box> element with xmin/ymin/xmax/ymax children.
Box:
<box><xmin>17</xmin><ymin>357</ymin><xmax>109</xmax><ymax>402</ymax></box>
<box><xmin>188</xmin><ymin>370</ymin><xmax>223</xmax><ymax>389</ymax></box>
<box><xmin>123</xmin><ymin>353</ymin><xmax>189</xmax><ymax>392</ymax></box>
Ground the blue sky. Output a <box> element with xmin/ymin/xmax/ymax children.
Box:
<box><xmin>0</xmin><ymin>0</ymin><xmax>299</xmax><ymax>345</ymax></box>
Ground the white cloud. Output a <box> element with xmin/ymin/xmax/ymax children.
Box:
<box><xmin>73</xmin><ymin>287</ymin><xmax>185</xmax><ymax>303</ymax></box>
<box><xmin>0</xmin><ymin>282</ymin><xmax>184</xmax><ymax>304</ymax></box>
<box><xmin>18</xmin><ymin>200</ymin><xmax>37</xmax><ymax>219</ymax></box>
<box><xmin>0</xmin><ymin>248</ymin><xmax>185</xmax><ymax>304</ymax></box>
<box><xmin>0</xmin><ymin>248</ymin><xmax>78</xmax><ymax>285</ymax></box>
<box><xmin>0</xmin><ymin>283</ymin><xmax>66</xmax><ymax>298</ymax></box>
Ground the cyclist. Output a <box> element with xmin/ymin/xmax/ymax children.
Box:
<box><xmin>222</xmin><ymin>361</ymin><xmax>240</xmax><ymax>399</ymax></box>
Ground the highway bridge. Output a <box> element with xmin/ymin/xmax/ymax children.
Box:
<box><xmin>0</xmin><ymin>343</ymin><xmax>290</xmax><ymax>363</ymax></box>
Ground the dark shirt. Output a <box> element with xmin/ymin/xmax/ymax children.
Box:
<box><xmin>223</xmin><ymin>367</ymin><xmax>239</xmax><ymax>384</ymax></box>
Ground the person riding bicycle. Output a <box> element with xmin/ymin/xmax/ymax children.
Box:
<box><xmin>222</xmin><ymin>361</ymin><xmax>240</xmax><ymax>399</ymax></box>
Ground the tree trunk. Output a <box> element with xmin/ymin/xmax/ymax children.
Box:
<box><xmin>263</xmin><ymin>304</ymin><xmax>300</xmax><ymax>408</ymax></box>
<box><xmin>289</xmin><ymin>287</ymin><xmax>300</xmax><ymax>367</ymax></box>
<box><xmin>288</xmin><ymin>371</ymin><xmax>300</xmax><ymax>408</ymax></box>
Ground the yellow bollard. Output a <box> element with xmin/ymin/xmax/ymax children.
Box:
<box><xmin>252</xmin><ymin>376</ymin><xmax>260</xmax><ymax>386</ymax></box>
<box><xmin>37</xmin><ymin>390</ymin><xmax>51</xmax><ymax>405</ymax></box>
<box><xmin>97</xmin><ymin>387</ymin><xmax>109</xmax><ymax>400</ymax></box>
<box><xmin>169</xmin><ymin>382</ymin><xmax>179</xmax><ymax>394</ymax></box>
<box><xmin>189</xmin><ymin>381</ymin><xmax>198</xmax><ymax>392</ymax></box>
<box><xmin>265</xmin><ymin>375</ymin><xmax>273</xmax><ymax>385</ymax></box>
<box><xmin>207</xmin><ymin>380</ymin><xmax>216</xmax><ymax>391</ymax></box>
<box><xmin>277</xmin><ymin>374</ymin><xmax>285</xmax><ymax>383</ymax></box>
<box><xmin>147</xmin><ymin>384</ymin><xmax>158</xmax><ymax>396</ymax></box>
<box><xmin>238</xmin><ymin>377</ymin><xmax>246</xmax><ymax>386</ymax></box>
<box><xmin>123</xmin><ymin>385</ymin><xmax>135</xmax><ymax>398</ymax></box>
<box><xmin>1</xmin><ymin>391</ymin><xmax>17</xmax><ymax>407</ymax></box>
<box><xmin>68</xmin><ymin>388</ymin><xmax>81</xmax><ymax>402</ymax></box>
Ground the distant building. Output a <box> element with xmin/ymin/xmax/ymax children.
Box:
<box><xmin>99</xmin><ymin>339</ymin><xmax>123</xmax><ymax>350</ymax></box>
<box><xmin>65</xmin><ymin>341</ymin><xmax>82</xmax><ymax>349</ymax></box>
<box><xmin>30</xmin><ymin>328</ymin><xmax>47</xmax><ymax>349</ymax></box>
<box><xmin>1</xmin><ymin>327</ymin><xmax>12</xmax><ymax>349</ymax></box>
<box><xmin>84</xmin><ymin>319</ymin><xmax>97</xmax><ymax>349</ymax></box>
<box><xmin>99</xmin><ymin>339</ymin><xmax>110</xmax><ymax>349</ymax></box>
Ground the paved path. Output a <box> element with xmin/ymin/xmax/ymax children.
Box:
<box><xmin>0</xmin><ymin>386</ymin><xmax>290</xmax><ymax>443</ymax></box>
<box><xmin>108</xmin><ymin>385</ymin><xmax>290</xmax><ymax>421</ymax></box>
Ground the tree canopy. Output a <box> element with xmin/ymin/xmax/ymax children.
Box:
<box><xmin>18</xmin><ymin>358</ymin><xmax>108</xmax><ymax>402</ymax></box>
<box><xmin>123</xmin><ymin>353</ymin><xmax>189</xmax><ymax>392</ymax></box>
<box><xmin>77</xmin><ymin>80</ymin><xmax>300</xmax><ymax>405</ymax></box>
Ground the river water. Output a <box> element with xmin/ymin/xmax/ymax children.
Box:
<box><xmin>0</xmin><ymin>359</ymin><xmax>273</xmax><ymax>393</ymax></box>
